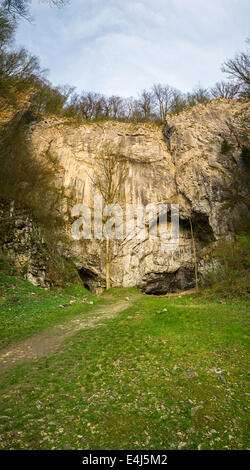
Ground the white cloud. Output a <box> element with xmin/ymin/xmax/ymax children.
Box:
<box><xmin>15</xmin><ymin>0</ymin><xmax>250</xmax><ymax>96</ymax></box>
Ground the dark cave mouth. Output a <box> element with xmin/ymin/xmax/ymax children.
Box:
<box><xmin>78</xmin><ymin>268</ymin><xmax>99</xmax><ymax>292</ymax></box>
<box><xmin>140</xmin><ymin>267</ymin><xmax>196</xmax><ymax>296</ymax></box>
<box><xmin>140</xmin><ymin>214</ymin><xmax>214</xmax><ymax>296</ymax></box>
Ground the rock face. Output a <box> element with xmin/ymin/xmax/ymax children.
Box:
<box><xmin>0</xmin><ymin>201</ymin><xmax>50</xmax><ymax>287</ymax></box>
<box><xmin>28</xmin><ymin>97</ymin><xmax>249</xmax><ymax>293</ymax></box>
<box><xmin>2</xmin><ymin>97</ymin><xmax>250</xmax><ymax>293</ymax></box>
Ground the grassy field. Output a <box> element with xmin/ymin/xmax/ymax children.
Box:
<box><xmin>0</xmin><ymin>269</ymin><xmax>102</xmax><ymax>349</ymax></box>
<box><xmin>0</xmin><ymin>267</ymin><xmax>249</xmax><ymax>450</ymax></box>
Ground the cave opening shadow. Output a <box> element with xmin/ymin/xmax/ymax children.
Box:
<box><xmin>141</xmin><ymin>267</ymin><xmax>196</xmax><ymax>296</ymax></box>
<box><xmin>78</xmin><ymin>268</ymin><xmax>98</xmax><ymax>293</ymax></box>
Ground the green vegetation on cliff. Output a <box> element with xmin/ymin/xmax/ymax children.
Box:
<box><xmin>202</xmin><ymin>235</ymin><xmax>250</xmax><ymax>299</ymax></box>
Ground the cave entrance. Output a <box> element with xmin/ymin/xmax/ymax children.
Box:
<box><xmin>78</xmin><ymin>268</ymin><xmax>98</xmax><ymax>293</ymax></box>
<box><xmin>141</xmin><ymin>267</ymin><xmax>196</xmax><ymax>296</ymax></box>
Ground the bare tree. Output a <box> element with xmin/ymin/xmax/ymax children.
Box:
<box><xmin>62</xmin><ymin>91</ymin><xmax>80</xmax><ymax>117</ymax></box>
<box><xmin>103</xmin><ymin>95</ymin><xmax>124</xmax><ymax>120</ymax></box>
<box><xmin>169</xmin><ymin>89</ymin><xmax>187</xmax><ymax>114</ymax></box>
<box><xmin>32</xmin><ymin>80</ymin><xmax>75</xmax><ymax>114</ymax></box>
<box><xmin>90</xmin><ymin>143</ymin><xmax>127</xmax><ymax>289</ymax></box>
<box><xmin>1</xmin><ymin>0</ymin><xmax>69</xmax><ymax>20</ymax></box>
<box><xmin>0</xmin><ymin>8</ymin><xmax>15</xmax><ymax>46</ymax></box>
<box><xmin>138</xmin><ymin>89</ymin><xmax>154</xmax><ymax>121</ymax></box>
<box><xmin>186</xmin><ymin>86</ymin><xmax>211</xmax><ymax>106</ymax></box>
<box><xmin>210</xmin><ymin>80</ymin><xmax>240</xmax><ymax>99</ymax></box>
<box><xmin>1</xmin><ymin>0</ymin><xmax>30</xmax><ymax>19</ymax></box>
<box><xmin>79</xmin><ymin>91</ymin><xmax>104</xmax><ymax>120</ymax></box>
<box><xmin>122</xmin><ymin>97</ymin><xmax>133</xmax><ymax>121</ymax></box>
<box><xmin>222</xmin><ymin>51</ymin><xmax>250</xmax><ymax>86</ymax></box>
<box><xmin>152</xmin><ymin>83</ymin><xmax>174</xmax><ymax>121</ymax></box>
<box><xmin>222</xmin><ymin>41</ymin><xmax>250</xmax><ymax>97</ymax></box>
<box><xmin>189</xmin><ymin>218</ymin><xmax>199</xmax><ymax>293</ymax></box>
<box><xmin>0</xmin><ymin>47</ymin><xmax>45</xmax><ymax>79</ymax></box>
<box><xmin>127</xmin><ymin>97</ymin><xmax>143</xmax><ymax>122</ymax></box>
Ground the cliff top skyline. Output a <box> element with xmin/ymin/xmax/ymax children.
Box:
<box><xmin>15</xmin><ymin>0</ymin><xmax>250</xmax><ymax>97</ymax></box>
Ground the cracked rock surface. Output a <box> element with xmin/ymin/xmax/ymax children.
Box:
<box><xmin>3</xmin><ymin>98</ymin><xmax>250</xmax><ymax>293</ymax></box>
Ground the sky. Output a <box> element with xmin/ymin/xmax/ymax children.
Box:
<box><xmin>15</xmin><ymin>0</ymin><xmax>250</xmax><ymax>98</ymax></box>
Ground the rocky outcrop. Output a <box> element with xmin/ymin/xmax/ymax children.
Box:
<box><xmin>1</xmin><ymin>97</ymin><xmax>249</xmax><ymax>293</ymax></box>
<box><xmin>28</xmin><ymin>98</ymin><xmax>249</xmax><ymax>293</ymax></box>
<box><xmin>0</xmin><ymin>201</ymin><xmax>50</xmax><ymax>287</ymax></box>
<box><xmin>164</xmin><ymin>98</ymin><xmax>249</xmax><ymax>235</ymax></box>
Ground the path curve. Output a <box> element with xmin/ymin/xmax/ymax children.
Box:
<box><xmin>0</xmin><ymin>300</ymin><xmax>130</xmax><ymax>377</ymax></box>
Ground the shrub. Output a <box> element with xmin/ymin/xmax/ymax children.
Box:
<box><xmin>240</xmin><ymin>146</ymin><xmax>250</xmax><ymax>168</ymax></box>
<box><xmin>221</xmin><ymin>138</ymin><xmax>233</xmax><ymax>154</ymax></box>
<box><xmin>45</xmin><ymin>254</ymin><xmax>81</xmax><ymax>287</ymax></box>
<box><xmin>0</xmin><ymin>117</ymin><xmax>65</xmax><ymax>231</ymax></box>
<box><xmin>202</xmin><ymin>235</ymin><xmax>250</xmax><ymax>298</ymax></box>
<box><xmin>0</xmin><ymin>115</ymin><xmax>78</xmax><ymax>287</ymax></box>
<box><xmin>0</xmin><ymin>249</ymin><xmax>17</xmax><ymax>275</ymax></box>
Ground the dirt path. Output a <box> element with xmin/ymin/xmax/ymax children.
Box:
<box><xmin>0</xmin><ymin>288</ymin><xmax>197</xmax><ymax>377</ymax></box>
<box><xmin>0</xmin><ymin>300</ymin><xmax>131</xmax><ymax>377</ymax></box>
<box><xmin>161</xmin><ymin>288</ymin><xmax>200</xmax><ymax>298</ymax></box>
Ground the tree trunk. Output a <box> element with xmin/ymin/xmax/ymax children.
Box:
<box><xmin>105</xmin><ymin>237</ymin><xmax>110</xmax><ymax>290</ymax></box>
<box><xmin>189</xmin><ymin>218</ymin><xmax>199</xmax><ymax>292</ymax></box>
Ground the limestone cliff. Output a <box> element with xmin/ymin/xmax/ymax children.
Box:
<box><xmin>1</xmin><ymin>97</ymin><xmax>249</xmax><ymax>293</ymax></box>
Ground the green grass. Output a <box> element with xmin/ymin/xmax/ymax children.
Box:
<box><xmin>0</xmin><ymin>265</ymin><xmax>103</xmax><ymax>349</ymax></box>
<box><xmin>0</xmin><ymin>271</ymin><xmax>249</xmax><ymax>450</ymax></box>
